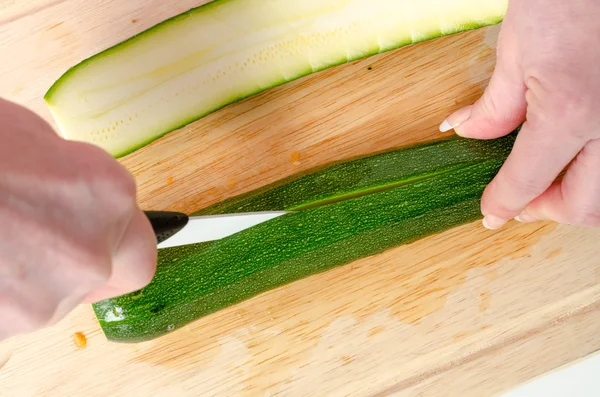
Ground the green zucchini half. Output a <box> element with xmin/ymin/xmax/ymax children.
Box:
<box><xmin>44</xmin><ymin>0</ymin><xmax>508</xmax><ymax>157</ymax></box>
<box><xmin>92</xmin><ymin>132</ymin><xmax>517</xmax><ymax>342</ymax></box>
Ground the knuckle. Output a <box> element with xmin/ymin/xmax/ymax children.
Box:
<box><xmin>568</xmin><ymin>206</ymin><xmax>600</xmax><ymax>227</ymax></box>
<box><xmin>68</xmin><ymin>142</ymin><xmax>138</xmax><ymax>214</ymax></box>
<box><xmin>538</xmin><ymin>96</ymin><xmax>593</xmax><ymax>136</ymax></box>
<box><xmin>526</xmin><ymin>76</ymin><xmax>595</xmax><ymax>138</ymax></box>
<box><xmin>94</xmin><ymin>168</ymin><xmax>136</xmax><ymax>202</ymax></box>
<box><xmin>101</xmin><ymin>164</ymin><xmax>137</xmax><ymax>201</ymax></box>
<box><xmin>563</xmin><ymin>181</ymin><xmax>600</xmax><ymax>226</ymax></box>
<box><xmin>101</xmin><ymin>168</ymin><xmax>137</xmax><ymax>213</ymax></box>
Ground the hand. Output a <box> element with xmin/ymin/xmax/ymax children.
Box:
<box><xmin>440</xmin><ymin>0</ymin><xmax>600</xmax><ymax>229</ymax></box>
<box><xmin>0</xmin><ymin>98</ymin><xmax>157</xmax><ymax>341</ymax></box>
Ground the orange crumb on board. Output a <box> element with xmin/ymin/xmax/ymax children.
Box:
<box><xmin>131</xmin><ymin>19</ymin><xmax>139</xmax><ymax>24</ymax></box>
<box><xmin>166</xmin><ymin>176</ymin><xmax>174</xmax><ymax>185</ymax></box>
<box><xmin>73</xmin><ymin>332</ymin><xmax>87</xmax><ymax>348</ymax></box>
<box><xmin>290</xmin><ymin>152</ymin><xmax>302</xmax><ymax>165</ymax></box>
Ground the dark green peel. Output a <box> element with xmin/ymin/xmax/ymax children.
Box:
<box><xmin>194</xmin><ymin>134</ymin><xmax>516</xmax><ymax>215</ymax></box>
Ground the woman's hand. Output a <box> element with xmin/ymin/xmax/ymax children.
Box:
<box><xmin>0</xmin><ymin>98</ymin><xmax>157</xmax><ymax>341</ymax></box>
<box><xmin>440</xmin><ymin>0</ymin><xmax>600</xmax><ymax>229</ymax></box>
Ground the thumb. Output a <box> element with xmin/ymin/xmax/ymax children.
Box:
<box><xmin>439</xmin><ymin>49</ymin><xmax>527</xmax><ymax>140</ymax></box>
<box><xmin>516</xmin><ymin>139</ymin><xmax>600</xmax><ymax>227</ymax></box>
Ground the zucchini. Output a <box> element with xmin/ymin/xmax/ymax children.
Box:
<box><xmin>44</xmin><ymin>0</ymin><xmax>508</xmax><ymax>157</ymax></box>
<box><xmin>92</xmin><ymin>132</ymin><xmax>518</xmax><ymax>342</ymax></box>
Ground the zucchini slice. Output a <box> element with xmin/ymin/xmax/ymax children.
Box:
<box><xmin>92</xmin><ymin>132</ymin><xmax>517</xmax><ymax>342</ymax></box>
<box><xmin>45</xmin><ymin>0</ymin><xmax>508</xmax><ymax>157</ymax></box>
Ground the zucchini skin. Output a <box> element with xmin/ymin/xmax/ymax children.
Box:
<box><xmin>92</xmin><ymin>133</ymin><xmax>517</xmax><ymax>343</ymax></box>
<box><xmin>194</xmin><ymin>133</ymin><xmax>517</xmax><ymax>215</ymax></box>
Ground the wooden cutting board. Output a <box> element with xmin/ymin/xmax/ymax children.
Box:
<box><xmin>1</xmin><ymin>1</ymin><xmax>600</xmax><ymax>396</ymax></box>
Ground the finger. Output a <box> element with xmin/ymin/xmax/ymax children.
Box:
<box><xmin>479</xmin><ymin>120</ymin><xmax>586</xmax><ymax>229</ymax></box>
<box><xmin>439</xmin><ymin>31</ymin><xmax>527</xmax><ymax>139</ymax></box>
<box><xmin>84</xmin><ymin>210</ymin><xmax>157</xmax><ymax>303</ymax></box>
<box><xmin>516</xmin><ymin>139</ymin><xmax>600</xmax><ymax>226</ymax></box>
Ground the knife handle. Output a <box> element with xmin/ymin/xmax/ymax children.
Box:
<box><xmin>144</xmin><ymin>211</ymin><xmax>189</xmax><ymax>245</ymax></box>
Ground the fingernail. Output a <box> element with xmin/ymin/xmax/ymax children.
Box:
<box><xmin>482</xmin><ymin>215</ymin><xmax>508</xmax><ymax>230</ymax></box>
<box><xmin>439</xmin><ymin>106</ymin><xmax>473</xmax><ymax>134</ymax></box>
<box><xmin>439</xmin><ymin>119</ymin><xmax>453</xmax><ymax>132</ymax></box>
<box><xmin>514</xmin><ymin>212</ymin><xmax>537</xmax><ymax>223</ymax></box>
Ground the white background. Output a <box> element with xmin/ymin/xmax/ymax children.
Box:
<box><xmin>501</xmin><ymin>352</ymin><xmax>600</xmax><ymax>396</ymax></box>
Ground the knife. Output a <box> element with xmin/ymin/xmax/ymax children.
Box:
<box><xmin>144</xmin><ymin>210</ymin><xmax>290</xmax><ymax>249</ymax></box>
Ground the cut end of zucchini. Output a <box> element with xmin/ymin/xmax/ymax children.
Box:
<box><xmin>44</xmin><ymin>0</ymin><xmax>508</xmax><ymax>157</ymax></box>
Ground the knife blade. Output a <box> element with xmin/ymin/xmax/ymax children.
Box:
<box><xmin>144</xmin><ymin>210</ymin><xmax>291</xmax><ymax>249</ymax></box>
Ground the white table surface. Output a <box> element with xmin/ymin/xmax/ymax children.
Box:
<box><xmin>502</xmin><ymin>351</ymin><xmax>600</xmax><ymax>396</ymax></box>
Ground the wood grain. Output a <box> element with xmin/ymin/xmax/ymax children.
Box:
<box><xmin>1</xmin><ymin>1</ymin><xmax>599</xmax><ymax>396</ymax></box>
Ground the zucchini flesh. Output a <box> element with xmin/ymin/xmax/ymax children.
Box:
<box><xmin>91</xmin><ymin>132</ymin><xmax>517</xmax><ymax>342</ymax></box>
<box><xmin>44</xmin><ymin>0</ymin><xmax>508</xmax><ymax>157</ymax></box>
